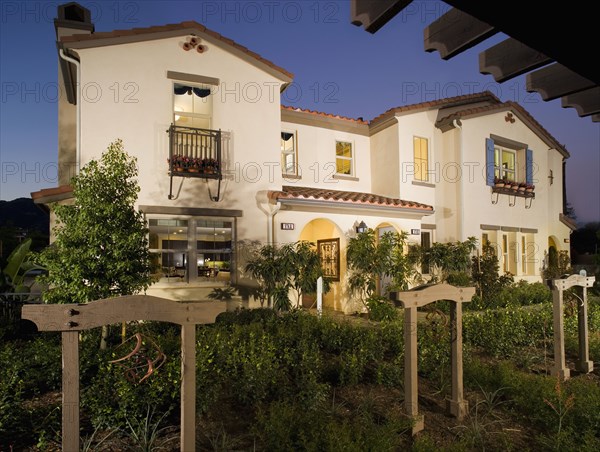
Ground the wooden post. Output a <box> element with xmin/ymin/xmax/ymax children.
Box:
<box><xmin>181</xmin><ymin>323</ymin><xmax>197</xmax><ymax>451</ymax></box>
<box><xmin>62</xmin><ymin>331</ymin><xmax>80</xmax><ymax>452</ymax></box>
<box><xmin>404</xmin><ymin>305</ymin><xmax>423</xmax><ymax>434</ymax></box>
<box><xmin>393</xmin><ymin>284</ymin><xmax>475</xmax><ymax>433</ymax></box>
<box><xmin>447</xmin><ymin>301</ymin><xmax>468</xmax><ymax>419</ymax></box>
<box><xmin>21</xmin><ymin>296</ymin><xmax>226</xmax><ymax>452</ymax></box>
<box><xmin>552</xmin><ymin>280</ymin><xmax>570</xmax><ymax>380</ymax></box>
<box><xmin>576</xmin><ymin>284</ymin><xmax>593</xmax><ymax>373</ymax></box>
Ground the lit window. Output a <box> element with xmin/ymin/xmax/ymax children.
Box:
<box><xmin>494</xmin><ymin>147</ymin><xmax>516</xmax><ymax>181</ymax></box>
<box><xmin>413</xmin><ymin>137</ymin><xmax>429</xmax><ymax>182</ymax></box>
<box><xmin>173</xmin><ymin>83</ymin><xmax>212</xmax><ymax>129</ymax></box>
<box><xmin>281</xmin><ymin>131</ymin><xmax>297</xmax><ymax>176</ymax></box>
<box><xmin>335</xmin><ymin>141</ymin><xmax>353</xmax><ymax>175</ymax></box>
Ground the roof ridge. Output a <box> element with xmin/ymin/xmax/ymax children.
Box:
<box><xmin>281</xmin><ymin>105</ymin><xmax>369</xmax><ymax>124</ymax></box>
<box><xmin>436</xmin><ymin>101</ymin><xmax>568</xmax><ymax>156</ymax></box>
<box><xmin>370</xmin><ymin>91</ymin><xmax>501</xmax><ymax>124</ymax></box>
<box><xmin>60</xmin><ymin>20</ymin><xmax>293</xmax><ymax>80</ymax></box>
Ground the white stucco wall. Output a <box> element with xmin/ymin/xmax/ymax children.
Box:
<box><xmin>75</xmin><ymin>35</ymin><xmax>286</xmax><ymax>246</ymax></box>
<box><xmin>279</xmin><ymin>120</ymin><xmax>371</xmax><ymax>193</ymax></box>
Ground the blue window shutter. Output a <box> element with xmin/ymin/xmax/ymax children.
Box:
<box><xmin>526</xmin><ymin>149</ymin><xmax>533</xmax><ymax>184</ymax></box>
<box><xmin>485</xmin><ymin>138</ymin><xmax>495</xmax><ymax>186</ymax></box>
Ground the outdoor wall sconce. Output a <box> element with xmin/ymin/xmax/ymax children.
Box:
<box><xmin>356</xmin><ymin>221</ymin><xmax>368</xmax><ymax>233</ymax></box>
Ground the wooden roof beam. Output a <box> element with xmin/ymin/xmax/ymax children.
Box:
<box><xmin>424</xmin><ymin>8</ymin><xmax>496</xmax><ymax>60</ymax></box>
<box><xmin>479</xmin><ymin>38</ymin><xmax>551</xmax><ymax>83</ymax></box>
<box><xmin>526</xmin><ymin>63</ymin><xmax>596</xmax><ymax>101</ymax></box>
<box><xmin>351</xmin><ymin>0</ymin><xmax>413</xmax><ymax>34</ymax></box>
<box><xmin>561</xmin><ymin>87</ymin><xmax>600</xmax><ymax>118</ymax></box>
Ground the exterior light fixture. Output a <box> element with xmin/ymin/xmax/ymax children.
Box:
<box><xmin>356</xmin><ymin>221</ymin><xmax>368</xmax><ymax>233</ymax></box>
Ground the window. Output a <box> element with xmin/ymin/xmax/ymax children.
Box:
<box><xmin>494</xmin><ymin>146</ymin><xmax>516</xmax><ymax>181</ymax></box>
<box><xmin>413</xmin><ymin>137</ymin><xmax>429</xmax><ymax>182</ymax></box>
<box><xmin>148</xmin><ymin>217</ymin><xmax>233</xmax><ymax>283</ymax></box>
<box><xmin>421</xmin><ymin>231</ymin><xmax>431</xmax><ymax>274</ymax></box>
<box><xmin>281</xmin><ymin>131</ymin><xmax>297</xmax><ymax>175</ymax></box>
<box><xmin>521</xmin><ymin>236</ymin><xmax>527</xmax><ymax>274</ymax></box>
<box><xmin>173</xmin><ymin>83</ymin><xmax>212</xmax><ymax>129</ymax></box>
<box><xmin>502</xmin><ymin>234</ymin><xmax>509</xmax><ymax>273</ymax></box>
<box><xmin>485</xmin><ymin>137</ymin><xmax>533</xmax><ymax>187</ymax></box>
<box><xmin>335</xmin><ymin>141</ymin><xmax>353</xmax><ymax>175</ymax></box>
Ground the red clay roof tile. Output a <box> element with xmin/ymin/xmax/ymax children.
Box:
<box><xmin>269</xmin><ymin>186</ymin><xmax>433</xmax><ymax>211</ymax></box>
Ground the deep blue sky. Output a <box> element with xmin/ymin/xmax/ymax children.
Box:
<box><xmin>1</xmin><ymin>1</ymin><xmax>598</xmax><ymax>223</ymax></box>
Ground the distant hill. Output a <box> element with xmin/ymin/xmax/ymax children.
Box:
<box><xmin>0</xmin><ymin>198</ymin><xmax>49</xmax><ymax>233</ymax></box>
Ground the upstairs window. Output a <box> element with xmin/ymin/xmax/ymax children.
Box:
<box><xmin>335</xmin><ymin>141</ymin><xmax>353</xmax><ymax>176</ymax></box>
<box><xmin>486</xmin><ymin>137</ymin><xmax>533</xmax><ymax>186</ymax></box>
<box><xmin>173</xmin><ymin>83</ymin><xmax>212</xmax><ymax>129</ymax></box>
<box><xmin>413</xmin><ymin>136</ymin><xmax>429</xmax><ymax>182</ymax></box>
<box><xmin>494</xmin><ymin>146</ymin><xmax>516</xmax><ymax>181</ymax></box>
<box><xmin>281</xmin><ymin>131</ymin><xmax>297</xmax><ymax>176</ymax></box>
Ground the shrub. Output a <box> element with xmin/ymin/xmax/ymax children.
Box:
<box><xmin>500</xmin><ymin>281</ymin><xmax>551</xmax><ymax>307</ymax></box>
<box><xmin>366</xmin><ymin>296</ymin><xmax>398</xmax><ymax>321</ymax></box>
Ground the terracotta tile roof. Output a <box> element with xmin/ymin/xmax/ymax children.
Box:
<box><xmin>370</xmin><ymin>91</ymin><xmax>502</xmax><ymax>125</ymax></box>
<box><xmin>31</xmin><ymin>185</ymin><xmax>74</xmax><ymax>204</ymax></box>
<box><xmin>269</xmin><ymin>186</ymin><xmax>433</xmax><ymax>211</ymax></box>
<box><xmin>281</xmin><ymin>105</ymin><xmax>369</xmax><ymax>124</ymax></box>
<box><xmin>436</xmin><ymin>101</ymin><xmax>569</xmax><ymax>157</ymax></box>
<box><xmin>60</xmin><ymin>21</ymin><xmax>293</xmax><ymax>80</ymax></box>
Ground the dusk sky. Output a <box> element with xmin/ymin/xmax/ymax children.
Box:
<box><xmin>1</xmin><ymin>1</ymin><xmax>598</xmax><ymax>224</ymax></box>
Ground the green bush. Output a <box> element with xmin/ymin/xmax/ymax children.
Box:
<box><xmin>366</xmin><ymin>296</ymin><xmax>398</xmax><ymax>321</ymax></box>
<box><xmin>463</xmin><ymin>305</ymin><xmax>552</xmax><ymax>357</ymax></box>
<box><xmin>500</xmin><ymin>281</ymin><xmax>551</xmax><ymax>307</ymax></box>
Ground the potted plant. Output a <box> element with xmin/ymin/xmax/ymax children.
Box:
<box><xmin>494</xmin><ymin>177</ymin><xmax>506</xmax><ymax>188</ymax></box>
<box><xmin>168</xmin><ymin>154</ymin><xmax>187</xmax><ymax>172</ymax></box>
<box><xmin>518</xmin><ymin>182</ymin><xmax>527</xmax><ymax>192</ymax></box>
<box><xmin>525</xmin><ymin>183</ymin><xmax>535</xmax><ymax>193</ymax></box>
<box><xmin>188</xmin><ymin>157</ymin><xmax>201</xmax><ymax>172</ymax></box>
<box><xmin>201</xmin><ymin>158</ymin><xmax>219</xmax><ymax>173</ymax></box>
<box><xmin>509</xmin><ymin>180</ymin><xmax>519</xmax><ymax>191</ymax></box>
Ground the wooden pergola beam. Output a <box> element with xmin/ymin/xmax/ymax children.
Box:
<box><xmin>526</xmin><ymin>63</ymin><xmax>596</xmax><ymax>101</ymax></box>
<box><xmin>350</xmin><ymin>0</ymin><xmax>412</xmax><ymax>34</ymax></box>
<box><xmin>479</xmin><ymin>38</ymin><xmax>551</xmax><ymax>83</ymax></box>
<box><xmin>561</xmin><ymin>87</ymin><xmax>600</xmax><ymax>117</ymax></box>
<box><xmin>424</xmin><ymin>8</ymin><xmax>496</xmax><ymax>60</ymax></box>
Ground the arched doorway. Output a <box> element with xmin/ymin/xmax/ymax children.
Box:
<box><xmin>375</xmin><ymin>222</ymin><xmax>403</xmax><ymax>295</ymax></box>
<box><xmin>299</xmin><ymin>218</ymin><xmax>345</xmax><ymax>312</ymax></box>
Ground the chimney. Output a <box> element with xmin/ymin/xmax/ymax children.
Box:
<box><xmin>55</xmin><ymin>3</ymin><xmax>94</xmax><ymax>185</ymax></box>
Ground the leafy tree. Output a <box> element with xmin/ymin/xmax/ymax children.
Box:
<box><xmin>244</xmin><ymin>241</ymin><xmax>328</xmax><ymax>311</ymax></box>
<box><xmin>38</xmin><ymin>140</ymin><xmax>152</xmax><ymax>347</ymax></box>
<box><xmin>346</xmin><ymin>229</ymin><xmax>410</xmax><ymax>304</ymax></box>
<box><xmin>0</xmin><ymin>238</ymin><xmax>44</xmax><ymax>298</ymax></box>
<box><xmin>471</xmin><ymin>242</ymin><xmax>513</xmax><ymax>308</ymax></box>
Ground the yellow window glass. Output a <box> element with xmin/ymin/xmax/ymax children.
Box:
<box><xmin>335</xmin><ymin>141</ymin><xmax>352</xmax><ymax>175</ymax></box>
<box><xmin>413</xmin><ymin>137</ymin><xmax>429</xmax><ymax>181</ymax></box>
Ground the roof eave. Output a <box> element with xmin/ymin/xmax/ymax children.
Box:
<box><xmin>275</xmin><ymin>197</ymin><xmax>434</xmax><ymax>217</ymax></box>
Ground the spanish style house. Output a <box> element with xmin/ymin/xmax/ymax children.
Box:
<box><xmin>33</xmin><ymin>3</ymin><xmax>574</xmax><ymax>312</ymax></box>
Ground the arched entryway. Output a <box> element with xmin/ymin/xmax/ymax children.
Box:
<box><xmin>299</xmin><ymin>218</ymin><xmax>346</xmax><ymax>312</ymax></box>
<box><xmin>374</xmin><ymin>222</ymin><xmax>404</xmax><ymax>295</ymax></box>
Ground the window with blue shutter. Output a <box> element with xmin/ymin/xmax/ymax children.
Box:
<box><xmin>485</xmin><ymin>138</ymin><xmax>495</xmax><ymax>186</ymax></box>
<box><xmin>526</xmin><ymin>149</ymin><xmax>533</xmax><ymax>184</ymax></box>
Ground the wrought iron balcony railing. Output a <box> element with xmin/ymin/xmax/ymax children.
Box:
<box><xmin>167</xmin><ymin>125</ymin><xmax>223</xmax><ymax>200</ymax></box>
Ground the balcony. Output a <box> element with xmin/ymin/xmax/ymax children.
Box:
<box><xmin>168</xmin><ymin>125</ymin><xmax>222</xmax><ymax>179</ymax></box>
<box><xmin>168</xmin><ymin>125</ymin><xmax>222</xmax><ymax>200</ymax></box>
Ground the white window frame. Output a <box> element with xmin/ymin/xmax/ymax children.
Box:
<box><xmin>172</xmin><ymin>82</ymin><xmax>212</xmax><ymax>129</ymax></box>
<box><xmin>281</xmin><ymin>130</ymin><xmax>298</xmax><ymax>176</ymax></box>
<box><xmin>335</xmin><ymin>140</ymin><xmax>354</xmax><ymax>176</ymax></box>
<box><xmin>413</xmin><ymin>136</ymin><xmax>430</xmax><ymax>182</ymax></box>
<box><xmin>494</xmin><ymin>146</ymin><xmax>517</xmax><ymax>181</ymax></box>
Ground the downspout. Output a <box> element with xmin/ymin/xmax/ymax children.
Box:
<box><xmin>453</xmin><ymin>119</ymin><xmax>464</xmax><ymax>240</ymax></box>
<box><xmin>267</xmin><ymin>202</ymin><xmax>281</xmax><ymax>245</ymax></box>
<box><xmin>58</xmin><ymin>49</ymin><xmax>81</xmax><ymax>175</ymax></box>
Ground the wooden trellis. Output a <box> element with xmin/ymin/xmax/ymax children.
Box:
<box><xmin>22</xmin><ymin>296</ymin><xmax>226</xmax><ymax>452</ymax></box>
<box><xmin>391</xmin><ymin>284</ymin><xmax>475</xmax><ymax>434</ymax></box>
<box><xmin>551</xmin><ymin>274</ymin><xmax>595</xmax><ymax>380</ymax></box>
